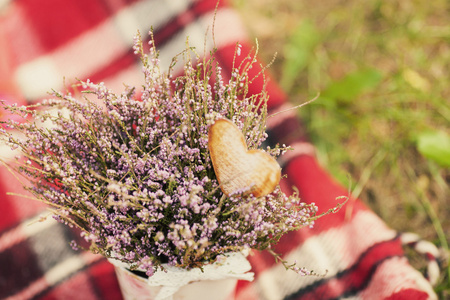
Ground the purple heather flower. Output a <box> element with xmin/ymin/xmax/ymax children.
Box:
<box><xmin>0</xmin><ymin>31</ymin><xmax>319</xmax><ymax>274</ymax></box>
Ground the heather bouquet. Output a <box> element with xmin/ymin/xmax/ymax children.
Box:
<box><xmin>0</xmin><ymin>32</ymin><xmax>320</xmax><ymax>282</ymax></box>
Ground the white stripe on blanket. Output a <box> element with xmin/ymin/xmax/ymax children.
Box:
<box><xmin>14</xmin><ymin>2</ymin><xmax>246</xmax><ymax>101</ymax></box>
<box><xmin>0</xmin><ymin>212</ymin><xmax>55</xmax><ymax>252</ymax></box>
<box><xmin>102</xmin><ymin>8</ymin><xmax>248</xmax><ymax>96</ymax></box>
<box><xmin>252</xmin><ymin>210</ymin><xmax>397</xmax><ymax>300</ymax></box>
<box><xmin>13</xmin><ymin>0</ymin><xmax>193</xmax><ymax>99</ymax></box>
<box><xmin>358</xmin><ymin>256</ymin><xmax>437</xmax><ymax>300</ymax></box>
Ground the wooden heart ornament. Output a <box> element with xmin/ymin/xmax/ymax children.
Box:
<box><xmin>208</xmin><ymin>118</ymin><xmax>281</xmax><ymax>197</ymax></box>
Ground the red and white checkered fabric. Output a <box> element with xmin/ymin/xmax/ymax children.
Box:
<box><xmin>0</xmin><ymin>0</ymin><xmax>437</xmax><ymax>299</ymax></box>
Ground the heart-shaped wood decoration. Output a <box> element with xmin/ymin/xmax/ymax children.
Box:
<box><xmin>208</xmin><ymin>118</ymin><xmax>281</xmax><ymax>197</ymax></box>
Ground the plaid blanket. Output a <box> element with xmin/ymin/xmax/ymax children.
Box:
<box><xmin>0</xmin><ymin>0</ymin><xmax>437</xmax><ymax>299</ymax></box>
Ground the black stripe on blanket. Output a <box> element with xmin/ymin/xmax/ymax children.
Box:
<box><xmin>284</xmin><ymin>235</ymin><xmax>403</xmax><ymax>300</ymax></box>
<box><xmin>0</xmin><ymin>216</ymin><xmax>87</xmax><ymax>299</ymax></box>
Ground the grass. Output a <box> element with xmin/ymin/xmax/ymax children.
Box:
<box><xmin>232</xmin><ymin>0</ymin><xmax>449</xmax><ymax>296</ymax></box>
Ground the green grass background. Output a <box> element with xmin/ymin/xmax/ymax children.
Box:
<box><xmin>233</xmin><ymin>0</ymin><xmax>449</xmax><ymax>296</ymax></box>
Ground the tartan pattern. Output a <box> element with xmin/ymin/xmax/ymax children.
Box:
<box><xmin>0</xmin><ymin>0</ymin><xmax>436</xmax><ymax>299</ymax></box>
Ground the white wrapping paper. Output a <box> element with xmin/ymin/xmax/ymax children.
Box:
<box><xmin>109</xmin><ymin>252</ymin><xmax>254</xmax><ymax>300</ymax></box>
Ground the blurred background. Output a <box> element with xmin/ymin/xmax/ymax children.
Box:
<box><xmin>233</xmin><ymin>0</ymin><xmax>449</xmax><ymax>294</ymax></box>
